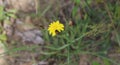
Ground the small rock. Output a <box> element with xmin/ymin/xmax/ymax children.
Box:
<box><xmin>38</xmin><ymin>61</ymin><xmax>48</xmax><ymax>65</ymax></box>
<box><xmin>15</xmin><ymin>30</ymin><xmax>23</xmax><ymax>37</ymax></box>
<box><xmin>15</xmin><ymin>19</ymin><xmax>36</xmax><ymax>31</ymax></box>
<box><xmin>4</xmin><ymin>19</ymin><xmax>44</xmax><ymax>45</ymax></box>
<box><xmin>23</xmin><ymin>31</ymin><xmax>36</xmax><ymax>40</ymax></box>
<box><xmin>32</xmin><ymin>30</ymin><xmax>42</xmax><ymax>36</ymax></box>
<box><xmin>33</xmin><ymin>36</ymin><xmax>44</xmax><ymax>45</ymax></box>
<box><xmin>3</xmin><ymin>0</ymin><xmax>36</xmax><ymax>12</ymax></box>
<box><xmin>21</xmin><ymin>30</ymin><xmax>44</xmax><ymax>44</ymax></box>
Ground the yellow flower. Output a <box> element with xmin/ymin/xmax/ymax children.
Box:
<box><xmin>48</xmin><ymin>20</ymin><xmax>64</xmax><ymax>36</ymax></box>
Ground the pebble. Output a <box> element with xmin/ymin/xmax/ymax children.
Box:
<box><xmin>4</xmin><ymin>19</ymin><xmax>44</xmax><ymax>45</ymax></box>
<box><xmin>33</xmin><ymin>36</ymin><xmax>44</xmax><ymax>45</ymax></box>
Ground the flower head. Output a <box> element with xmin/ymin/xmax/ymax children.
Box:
<box><xmin>48</xmin><ymin>20</ymin><xmax>64</xmax><ymax>36</ymax></box>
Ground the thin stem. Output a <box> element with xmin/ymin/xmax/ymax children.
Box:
<box><xmin>67</xmin><ymin>46</ymin><xmax>70</xmax><ymax>65</ymax></box>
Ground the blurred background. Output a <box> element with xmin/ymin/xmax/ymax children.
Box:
<box><xmin>0</xmin><ymin>0</ymin><xmax>120</xmax><ymax>65</ymax></box>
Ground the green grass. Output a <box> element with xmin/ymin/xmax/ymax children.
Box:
<box><xmin>41</xmin><ymin>0</ymin><xmax>120</xmax><ymax>65</ymax></box>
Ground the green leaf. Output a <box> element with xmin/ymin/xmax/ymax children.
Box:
<box><xmin>96</xmin><ymin>0</ymin><xmax>104</xmax><ymax>3</ymax></box>
<box><xmin>74</xmin><ymin>0</ymin><xmax>81</xmax><ymax>5</ymax></box>
<box><xmin>8</xmin><ymin>9</ymin><xmax>17</xmax><ymax>13</ymax></box>
<box><xmin>0</xmin><ymin>34</ymin><xmax>7</xmax><ymax>41</ymax></box>
<box><xmin>116</xmin><ymin>33</ymin><xmax>120</xmax><ymax>46</ymax></box>
<box><xmin>92</xmin><ymin>61</ymin><xmax>100</xmax><ymax>65</ymax></box>
<box><xmin>0</xmin><ymin>41</ymin><xmax>6</xmax><ymax>51</ymax></box>
<box><xmin>115</xmin><ymin>6</ymin><xmax>120</xmax><ymax>19</ymax></box>
<box><xmin>0</xmin><ymin>6</ymin><xmax>5</xmax><ymax>21</ymax></box>
<box><xmin>103</xmin><ymin>58</ymin><xmax>111</xmax><ymax>65</ymax></box>
<box><xmin>7</xmin><ymin>13</ymin><xmax>16</xmax><ymax>18</ymax></box>
<box><xmin>0</xmin><ymin>27</ymin><xmax>2</xmax><ymax>32</ymax></box>
<box><xmin>72</xmin><ymin>6</ymin><xmax>78</xmax><ymax>17</ymax></box>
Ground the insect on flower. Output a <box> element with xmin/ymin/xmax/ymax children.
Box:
<box><xmin>48</xmin><ymin>20</ymin><xmax>64</xmax><ymax>36</ymax></box>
